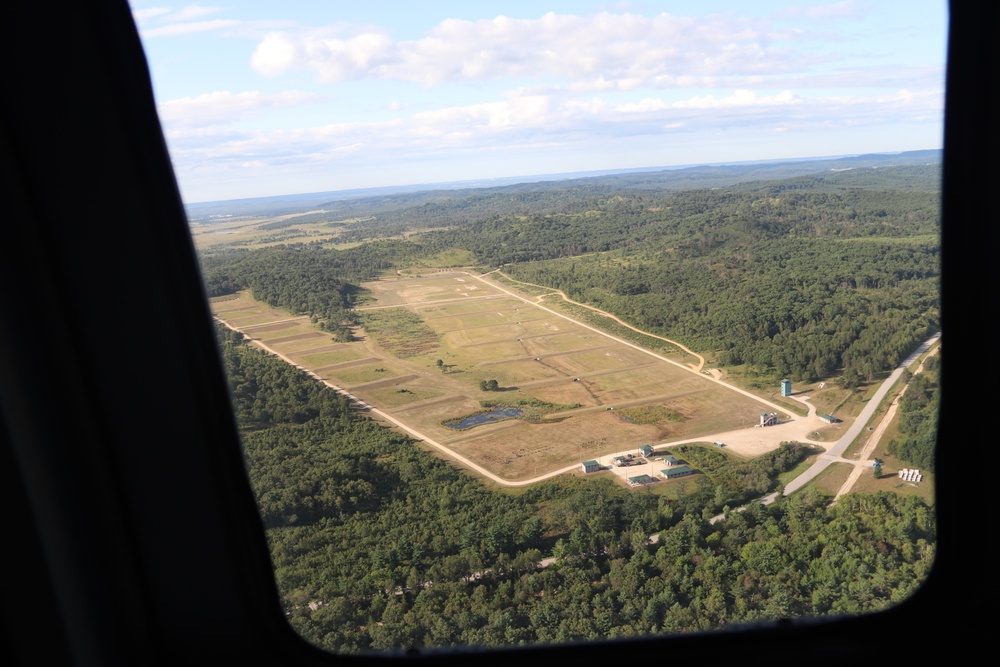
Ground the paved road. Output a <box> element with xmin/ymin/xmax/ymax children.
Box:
<box><xmin>781</xmin><ymin>331</ymin><xmax>940</xmax><ymax>496</ymax></box>
<box><xmin>830</xmin><ymin>344</ymin><xmax>938</xmax><ymax>501</ymax></box>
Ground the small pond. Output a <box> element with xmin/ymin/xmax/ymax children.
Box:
<box><xmin>443</xmin><ymin>406</ymin><xmax>523</xmax><ymax>430</ymax></box>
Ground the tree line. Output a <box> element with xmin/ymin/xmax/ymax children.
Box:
<box><xmin>217</xmin><ymin>328</ymin><xmax>936</xmax><ymax>653</ymax></box>
<box><xmin>202</xmin><ymin>163</ymin><xmax>940</xmax><ymax>475</ymax></box>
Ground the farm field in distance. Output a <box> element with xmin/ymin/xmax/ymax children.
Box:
<box><xmin>213</xmin><ymin>268</ymin><xmax>788</xmax><ymax>482</ymax></box>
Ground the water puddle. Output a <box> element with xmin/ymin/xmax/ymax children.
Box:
<box><xmin>443</xmin><ymin>406</ymin><xmax>523</xmax><ymax>430</ymax></box>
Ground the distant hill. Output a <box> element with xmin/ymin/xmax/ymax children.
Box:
<box><xmin>185</xmin><ymin>149</ymin><xmax>940</xmax><ymax>222</ymax></box>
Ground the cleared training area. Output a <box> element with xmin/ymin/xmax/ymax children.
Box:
<box><xmin>213</xmin><ymin>270</ymin><xmax>785</xmax><ymax>482</ymax></box>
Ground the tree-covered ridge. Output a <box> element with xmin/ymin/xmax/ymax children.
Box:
<box><xmin>184</xmin><ymin>151</ymin><xmax>940</xmax><ymax>222</ymax></box>
<box><xmin>425</xmin><ymin>173</ymin><xmax>940</xmax><ymax>266</ymax></box>
<box><xmin>322</xmin><ymin>160</ymin><xmax>940</xmax><ymax>243</ymax></box>
<box><xmin>218</xmin><ymin>330</ymin><xmax>935</xmax><ymax>654</ymax></box>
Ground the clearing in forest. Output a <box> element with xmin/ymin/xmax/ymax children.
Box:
<box><xmin>212</xmin><ymin>270</ymin><xmax>779</xmax><ymax>482</ymax></box>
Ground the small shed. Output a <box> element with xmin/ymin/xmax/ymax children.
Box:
<box><xmin>662</xmin><ymin>455</ymin><xmax>679</xmax><ymax>466</ymax></box>
<box><xmin>819</xmin><ymin>414</ymin><xmax>841</xmax><ymax>424</ymax></box>
<box><xmin>582</xmin><ymin>460</ymin><xmax>600</xmax><ymax>473</ymax></box>
<box><xmin>627</xmin><ymin>474</ymin><xmax>655</xmax><ymax>487</ymax></box>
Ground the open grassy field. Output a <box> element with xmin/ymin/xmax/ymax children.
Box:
<box><xmin>809</xmin><ymin>462</ymin><xmax>855</xmax><ymax>496</ymax></box>
<box><xmin>851</xmin><ymin>466</ymin><xmax>935</xmax><ymax>503</ymax></box>
<box><xmin>211</xmin><ymin>273</ymin><xmax>804</xmax><ymax>482</ymax></box>
<box><xmin>325</xmin><ymin>364</ymin><xmax>400</xmax><ymax>385</ymax></box>
<box><xmin>188</xmin><ymin>212</ymin><xmax>369</xmax><ymax>251</ymax></box>
<box><xmin>296</xmin><ymin>348</ymin><xmax>365</xmax><ymax>367</ymax></box>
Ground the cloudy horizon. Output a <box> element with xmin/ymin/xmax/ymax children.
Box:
<box><xmin>131</xmin><ymin>1</ymin><xmax>946</xmax><ymax>203</ymax></box>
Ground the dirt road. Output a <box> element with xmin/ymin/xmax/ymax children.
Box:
<box><xmin>488</xmin><ymin>270</ymin><xmax>706</xmax><ymax>372</ymax></box>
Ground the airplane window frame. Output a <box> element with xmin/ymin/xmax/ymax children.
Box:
<box><xmin>1</xmin><ymin>0</ymin><xmax>984</xmax><ymax>664</ymax></box>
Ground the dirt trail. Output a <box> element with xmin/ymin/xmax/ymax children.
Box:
<box><xmin>489</xmin><ymin>270</ymin><xmax>706</xmax><ymax>372</ymax></box>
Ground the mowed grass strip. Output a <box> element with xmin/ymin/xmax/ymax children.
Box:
<box><xmin>297</xmin><ymin>348</ymin><xmax>363</xmax><ymax>367</ymax></box>
<box><xmin>211</xmin><ymin>303</ymin><xmax>258</xmax><ymax>315</ymax></box>
<box><xmin>366</xmin><ymin>386</ymin><xmax>445</xmax><ymax>408</ymax></box>
<box><xmin>427</xmin><ymin>312</ymin><xmax>523</xmax><ymax>332</ymax></box>
<box><xmin>518</xmin><ymin>381</ymin><xmax>601</xmax><ymax>409</ymax></box>
<box><xmin>327</xmin><ymin>364</ymin><xmax>400</xmax><ymax>385</ymax></box>
<box><xmin>415</xmin><ymin>296</ymin><xmax>519</xmax><ymax>318</ymax></box>
<box><xmin>448</xmin><ymin>411</ymin><xmax>660</xmax><ymax>480</ymax></box>
<box><xmin>270</xmin><ymin>335</ymin><xmax>339</xmax><ymax>354</ymax></box>
<box><xmin>231</xmin><ymin>314</ymin><xmax>302</xmax><ymax>328</ymax></box>
<box><xmin>457</xmin><ymin>341</ymin><xmax>527</xmax><ymax>361</ymax></box>
<box><xmin>658</xmin><ymin>390</ymin><xmax>763</xmax><ymax>434</ymax></box>
<box><xmin>520</xmin><ymin>330</ymin><xmax>606</xmax><ymax>355</ymax></box>
<box><xmin>442</xmin><ymin>322</ymin><xmax>531</xmax><ymax>344</ymax></box>
<box><xmin>209</xmin><ymin>292</ymin><xmax>256</xmax><ymax>310</ymax></box>
<box><xmin>468</xmin><ymin>360</ymin><xmax>566</xmax><ymax>385</ymax></box>
<box><xmin>419</xmin><ymin>289</ymin><xmax>495</xmax><ymax>302</ymax></box>
<box><xmin>542</xmin><ymin>347</ymin><xmax>637</xmax><ymax>375</ymax></box>
<box><xmin>589</xmin><ymin>365</ymin><xmax>688</xmax><ymax>392</ymax></box>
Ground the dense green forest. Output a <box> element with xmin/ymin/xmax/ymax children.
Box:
<box><xmin>219</xmin><ymin>329</ymin><xmax>936</xmax><ymax>653</ymax></box>
<box><xmin>201</xmin><ymin>162</ymin><xmax>940</xmax><ymax>476</ymax></box>
<box><xmin>202</xmin><ymin>165</ymin><xmax>939</xmax><ymax>383</ymax></box>
<box><xmin>204</xmin><ymin>157</ymin><xmax>940</xmax><ymax>651</ymax></box>
<box><xmin>889</xmin><ymin>355</ymin><xmax>940</xmax><ymax>471</ymax></box>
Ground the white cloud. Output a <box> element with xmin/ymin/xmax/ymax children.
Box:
<box><xmin>781</xmin><ymin>1</ymin><xmax>862</xmax><ymax>20</ymax></box>
<box><xmin>167</xmin><ymin>4</ymin><xmax>223</xmax><ymax>23</ymax></box>
<box><xmin>162</xmin><ymin>82</ymin><xmax>942</xmax><ymax>173</ymax></box>
<box><xmin>132</xmin><ymin>4</ymin><xmax>224</xmax><ymax>29</ymax></box>
<box><xmin>142</xmin><ymin>19</ymin><xmax>241</xmax><ymax>38</ymax></box>
<box><xmin>250</xmin><ymin>32</ymin><xmax>298</xmax><ymax>76</ymax></box>
<box><xmin>158</xmin><ymin>90</ymin><xmax>323</xmax><ymax>128</ymax></box>
<box><xmin>410</xmin><ymin>96</ymin><xmax>553</xmax><ymax>138</ymax></box>
<box><xmin>624</xmin><ymin>89</ymin><xmax>802</xmax><ymax>112</ymax></box>
<box><xmin>132</xmin><ymin>7</ymin><xmax>171</xmax><ymax>22</ymax></box>
<box><xmin>249</xmin><ymin>11</ymin><xmax>794</xmax><ymax>86</ymax></box>
<box><xmin>135</xmin><ymin>5</ymin><xmax>289</xmax><ymax>38</ymax></box>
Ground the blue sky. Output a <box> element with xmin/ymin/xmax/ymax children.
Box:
<box><xmin>129</xmin><ymin>1</ymin><xmax>947</xmax><ymax>203</ymax></box>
